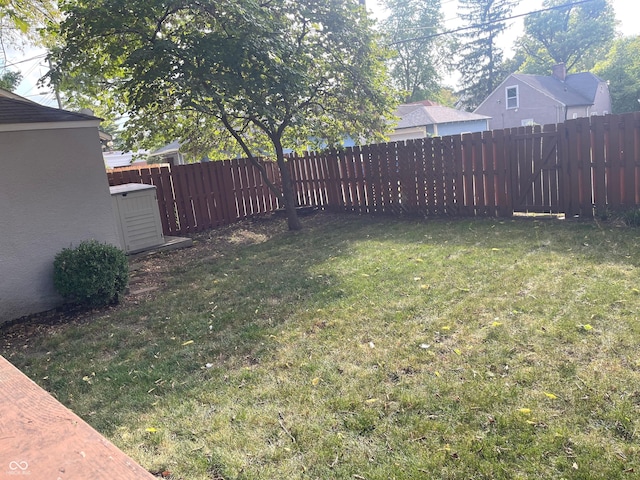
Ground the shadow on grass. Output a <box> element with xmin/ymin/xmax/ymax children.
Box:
<box><xmin>3</xmin><ymin>212</ymin><xmax>640</xmax><ymax>477</ymax></box>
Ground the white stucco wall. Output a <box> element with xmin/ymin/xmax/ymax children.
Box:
<box><xmin>0</xmin><ymin>125</ymin><xmax>120</xmax><ymax>322</ymax></box>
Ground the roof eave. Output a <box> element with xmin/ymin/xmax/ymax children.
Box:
<box><xmin>0</xmin><ymin>119</ymin><xmax>102</xmax><ymax>132</ymax></box>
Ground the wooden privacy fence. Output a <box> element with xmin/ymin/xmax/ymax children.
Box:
<box><xmin>108</xmin><ymin>158</ymin><xmax>281</xmax><ymax>235</ymax></box>
<box><xmin>290</xmin><ymin>112</ymin><xmax>640</xmax><ymax>218</ymax></box>
<box><xmin>108</xmin><ymin>112</ymin><xmax>640</xmax><ymax>236</ymax></box>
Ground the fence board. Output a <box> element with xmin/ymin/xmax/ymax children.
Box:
<box><xmin>441</xmin><ymin>136</ymin><xmax>456</xmax><ymax>215</ymax></box>
<box><xmin>592</xmin><ymin>115</ymin><xmax>607</xmax><ymax>214</ymax></box>
<box><xmin>605</xmin><ymin>114</ymin><xmax>622</xmax><ymax>207</ymax></box>
<box><xmin>427</xmin><ymin>138</ymin><xmax>438</xmax><ymax>215</ymax></box>
<box><xmin>483</xmin><ymin>131</ymin><xmax>496</xmax><ymax>213</ymax></box>
<box><xmin>578</xmin><ymin>117</ymin><xmax>594</xmax><ymax>216</ymax></box>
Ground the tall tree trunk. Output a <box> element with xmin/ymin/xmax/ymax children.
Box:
<box><xmin>275</xmin><ymin>143</ymin><xmax>302</xmax><ymax>231</ymax></box>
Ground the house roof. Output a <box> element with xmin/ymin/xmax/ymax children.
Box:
<box><xmin>103</xmin><ymin>150</ymin><xmax>149</xmax><ymax>169</ymax></box>
<box><xmin>0</xmin><ymin>87</ymin><xmax>36</xmax><ymax>102</ymax></box>
<box><xmin>0</xmin><ymin>96</ymin><xmax>99</xmax><ymax>125</ymax></box>
<box><xmin>149</xmin><ymin>140</ymin><xmax>181</xmax><ymax>157</ymax></box>
<box><xmin>511</xmin><ymin>72</ymin><xmax>601</xmax><ymax>106</ymax></box>
<box><xmin>395</xmin><ymin>103</ymin><xmax>490</xmax><ymax>129</ymax></box>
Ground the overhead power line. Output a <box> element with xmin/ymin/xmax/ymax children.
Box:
<box><xmin>388</xmin><ymin>0</ymin><xmax>596</xmax><ymax>46</ymax></box>
<box><xmin>1</xmin><ymin>53</ymin><xmax>47</xmax><ymax>68</ymax></box>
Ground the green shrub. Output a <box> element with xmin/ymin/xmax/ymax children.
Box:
<box><xmin>53</xmin><ymin>240</ymin><xmax>128</xmax><ymax>307</ymax></box>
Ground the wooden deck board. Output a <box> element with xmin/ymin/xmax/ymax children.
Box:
<box><xmin>0</xmin><ymin>355</ymin><xmax>155</xmax><ymax>479</ymax></box>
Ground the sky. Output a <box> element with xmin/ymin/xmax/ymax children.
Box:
<box><xmin>4</xmin><ymin>0</ymin><xmax>640</xmax><ymax>106</ymax></box>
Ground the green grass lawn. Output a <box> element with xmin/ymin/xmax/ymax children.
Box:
<box><xmin>3</xmin><ymin>213</ymin><xmax>640</xmax><ymax>479</ymax></box>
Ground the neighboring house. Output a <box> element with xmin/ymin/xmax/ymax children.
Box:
<box><xmin>148</xmin><ymin>140</ymin><xmax>188</xmax><ymax>165</ymax></box>
<box><xmin>103</xmin><ymin>150</ymin><xmax>149</xmax><ymax>169</ymax></box>
<box><xmin>390</xmin><ymin>100</ymin><xmax>491</xmax><ymax>142</ymax></box>
<box><xmin>0</xmin><ymin>93</ymin><xmax>120</xmax><ymax>322</ymax></box>
<box><xmin>474</xmin><ymin>63</ymin><xmax>612</xmax><ymax>130</ymax></box>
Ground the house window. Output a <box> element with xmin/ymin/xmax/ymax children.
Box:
<box><xmin>521</xmin><ymin>119</ymin><xmax>535</xmax><ymax>127</ymax></box>
<box><xmin>506</xmin><ymin>86</ymin><xmax>518</xmax><ymax>109</ymax></box>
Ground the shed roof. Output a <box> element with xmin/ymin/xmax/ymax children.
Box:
<box><xmin>149</xmin><ymin>140</ymin><xmax>182</xmax><ymax>157</ymax></box>
<box><xmin>396</xmin><ymin>104</ymin><xmax>490</xmax><ymax>129</ymax></box>
<box><xmin>0</xmin><ymin>96</ymin><xmax>99</xmax><ymax>125</ymax></box>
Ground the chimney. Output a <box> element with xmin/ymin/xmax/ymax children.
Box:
<box><xmin>552</xmin><ymin>63</ymin><xmax>567</xmax><ymax>82</ymax></box>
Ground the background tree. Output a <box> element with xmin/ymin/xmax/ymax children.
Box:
<box><xmin>0</xmin><ymin>66</ymin><xmax>20</xmax><ymax>90</ymax></box>
<box><xmin>511</xmin><ymin>0</ymin><xmax>615</xmax><ymax>74</ymax></box>
<box><xmin>380</xmin><ymin>0</ymin><xmax>450</xmax><ymax>103</ymax></box>
<box><xmin>593</xmin><ymin>36</ymin><xmax>640</xmax><ymax>114</ymax></box>
<box><xmin>456</xmin><ymin>0</ymin><xmax>513</xmax><ymax>111</ymax></box>
<box><xmin>0</xmin><ymin>0</ymin><xmax>58</xmax><ymax>47</ymax></box>
<box><xmin>51</xmin><ymin>0</ymin><xmax>395</xmax><ymax>230</ymax></box>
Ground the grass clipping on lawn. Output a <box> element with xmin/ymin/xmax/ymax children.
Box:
<box><xmin>3</xmin><ymin>214</ymin><xmax>640</xmax><ymax>479</ymax></box>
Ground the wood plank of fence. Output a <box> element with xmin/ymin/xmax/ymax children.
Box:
<box><xmin>492</xmin><ymin>129</ymin><xmax>509</xmax><ymax>216</ymax></box>
<box><xmin>374</xmin><ymin>143</ymin><xmax>389</xmax><ymax>213</ymax></box>
<box><xmin>374</xmin><ymin>143</ymin><xmax>388</xmax><ymax>213</ymax></box>
<box><xmin>201</xmin><ymin>163</ymin><xmax>220</xmax><ymax>228</ymax></box>
<box><xmin>294</xmin><ymin>154</ymin><xmax>310</xmax><ymax>207</ymax></box>
<box><xmin>324</xmin><ymin>151</ymin><xmax>342</xmax><ymax>211</ymax></box>
<box><xmin>442</xmin><ymin>135</ymin><xmax>457</xmax><ymax>215</ymax></box>
<box><xmin>399</xmin><ymin>140</ymin><xmax>417</xmax><ymax>214</ymax></box>
<box><xmin>543</xmin><ymin>124</ymin><xmax>558</xmax><ymax>212</ymax></box>
<box><xmin>565</xmin><ymin>119</ymin><xmax>581</xmax><ymax>217</ymax></box>
<box><xmin>592</xmin><ymin>115</ymin><xmax>607</xmax><ymax>214</ymax></box>
<box><xmin>459</xmin><ymin>133</ymin><xmax>474</xmax><ymax>215</ymax></box>
<box><xmin>531</xmin><ymin>126</ymin><xmax>543</xmax><ymax>209</ymax></box>
<box><xmin>343</xmin><ymin>147</ymin><xmax>359</xmax><ymax>213</ymax></box>
<box><xmin>245</xmin><ymin>157</ymin><xmax>261</xmax><ymax>215</ymax></box>
<box><xmin>190</xmin><ymin>163</ymin><xmax>211</xmax><ymax>231</ymax></box>
<box><xmin>336</xmin><ymin>150</ymin><xmax>350</xmax><ymax>211</ymax></box>
<box><xmin>360</xmin><ymin>145</ymin><xmax>373</xmax><ymax>213</ymax></box>
<box><xmin>622</xmin><ymin>113</ymin><xmax>636</xmax><ymax>207</ymax></box>
<box><xmin>219</xmin><ymin>160</ymin><xmax>237</xmax><ymax>223</ymax></box>
<box><xmin>452</xmin><ymin>134</ymin><xmax>465</xmax><ymax>215</ymax></box>
<box><xmin>233</xmin><ymin>159</ymin><xmax>248</xmax><ymax>217</ymax></box>
<box><xmin>428</xmin><ymin>136</ymin><xmax>442</xmax><ymax>215</ymax></box>
<box><xmin>482</xmin><ymin>131</ymin><xmax>496</xmax><ymax>214</ymax></box>
<box><xmin>175</xmin><ymin>165</ymin><xmax>197</xmax><ymax>233</ymax></box>
<box><xmin>605</xmin><ymin>114</ymin><xmax>622</xmax><ymax>207</ymax></box>
<box><xmin>155</xmin><ymin>166</ymin><xmax>178</xmax><ymax>234</ymax></box>
<box><xmin>519</xmin><ymin>126</ymin><xmax>534</xmax><ymax>210</ymax></box>
<box><xmin>362</xmin><ymin>144</ymin><xmax>378</xmax><ymax>213</ymax></box>
<box><xmin>470</xmin><ymin>132</ymin><xmax>485</xmax><ymax>214</ymax></box>
<box><xmin>421</xmin><ymin>137</ymin><xmax>434</xmax><ymax>215</ymax></box>
<box><xmin>388</xmin><ymin>142</ymin><xmax>403</xmax><ymax>215</ymax></box>
<box><xmin>579</xmin><ymin>117</ymin><xmax>594</xmax><ymax>217</ymax></box>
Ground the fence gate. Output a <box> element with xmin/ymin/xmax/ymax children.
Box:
<box><xmin>509</xmin><ymin>124</ymin><xmax>565</xmax><ymax>214</ymax></box>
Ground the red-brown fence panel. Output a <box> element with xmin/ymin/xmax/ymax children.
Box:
<box><xmin>105</xmin><ymin>113</ymin><xmax>640</xmax><ymax>236</ymax></box>
<box><xmin>604</xmin><ymin>114</ymin><xmax>623</xmax><ymax>208</ymax></box>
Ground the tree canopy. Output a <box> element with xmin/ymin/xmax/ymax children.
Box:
<box><xmin>512</xmin><ymin>0</ymin><xmax>616</xmax><ymax>74</ymax></box>
<box><xmin>380</xmin><ymin>0</ymin><xmax>450</xmax><ymax>104</ymax></box>
<box><xmin>0</xmin><ymin>0</ymin><xmax>58</xmax><ymax>46</ymax></box>
<box><xmin>51</xmin><ymin>0</ymin><xmax>396</xmax><ymax>230</ymax></box>
<box><xmin>593</xmin><ymin>36</ymin><xmax>640</xmax><ymax>114</ymax></box>
<box><xmin>456</xmin><ymin>0</ymin><xmax>513</xmax><ymax>111</ymax></box>
<box><xmin>0</xmin><ymin>66</ymin><xmax>20</xmax><ymax>90</ymax></box>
